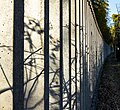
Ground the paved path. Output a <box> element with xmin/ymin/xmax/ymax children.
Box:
<box><xmin>96</xmin><ymin>53</ymin><xmax>120</xmax><ymax>109</ymax></box>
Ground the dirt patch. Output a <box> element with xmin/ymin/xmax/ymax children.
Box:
<box><xmin>96</xmin><ymin>53</ymin><xmax>120</xmax><ymax>110</ymax></box>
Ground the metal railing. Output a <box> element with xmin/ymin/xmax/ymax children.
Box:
<box><xmin>12</xmin><ymin>0</ymin><xmax>112</xmax><ymax>110</ymax></box>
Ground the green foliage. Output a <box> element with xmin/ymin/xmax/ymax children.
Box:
<box><xmin>92</xmin><ymin>0</ymin><xmax>113</xmax><ymax>45</ymax></box>
<box><xmin>111</xmin><ymin>14</ymin><xmax>120</xmax><ymax>45</ymax></box>
<box><xmin>110</xmin><ymin>26</ymin><xmax>115</xmax><ymax>42</ymax></box>
<box><xmin>112</xmin><ymin>14</ymin><xmax>120</xmax><ymax>28</ymax></box>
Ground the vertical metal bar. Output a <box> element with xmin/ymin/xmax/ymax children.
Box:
<box><xmin>44</xmin><ymin>0</ymin><xmax>49</xmax><ymax>110</ymax></box>
<box><xmin>69</xmin><ymin>0</ymin><xmax>71</xmax><ymax>109</ymax></box>
<box><xmin>79</xmin><ymin>0</ymin><xmax>82</xmax><ymax>109</ymax></box>
<box><xmin>82</xmin><ymin>0</ymin><xmax>85</xmax><ymax>109</ymax></box>
<box><xmin>60</xmin><ymin>0</ymin><xmax>63</xmax><ymax>109</ymax></box>
<box><xmin>13</xmin><ymin>0</ymin><xmax>24</xmax><ymax>110</ymax></box>
<box><xmin>84</xmin><ymin>1</ymin><xmax>87</xmax><ymax>109</ymax></box>
<box><xmin>75</xmin><ymin>0</ymin><xmax>77</xmax><ymax>109</ymax></box>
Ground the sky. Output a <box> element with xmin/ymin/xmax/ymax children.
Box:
<box><xmin>108</xmin><ymin>0</ymin><xmax>120</xmax><ymax>24</ymax></box>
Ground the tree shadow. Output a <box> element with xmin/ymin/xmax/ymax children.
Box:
<box><xmin>0</xmin><ymin>11</ymin><xmax>112</xmax><ymax>110</ymax></box>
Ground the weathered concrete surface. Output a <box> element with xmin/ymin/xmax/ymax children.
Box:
<box><xmin>24</xmin><ymin>0</ymin><xmax>44</xmax><ymax>109</ymax></box>
<box><xmin>0</xmin><ymin>0</ymin><xmax>13</xmax><ymax>110</ymax></box>
<box><xmin>0</xmin><ymin>0</ymin><xmax>111</xmax><ymax>110</ymax></box>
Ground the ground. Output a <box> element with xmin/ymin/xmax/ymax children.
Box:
<box><xmin>96</xmin><ymin>53</ymin><xmax>120</xmax><ymax>110</ymax></box>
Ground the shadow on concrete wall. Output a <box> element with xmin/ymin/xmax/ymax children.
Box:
<box><xmin>0</xmin><ymin>15</ymin><xmax>111</xmax><ymax>110</ymax></box>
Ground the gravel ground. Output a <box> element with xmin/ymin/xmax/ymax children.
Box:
<box><xmin>96</xmin><ymin>53</ymin><xmax>120</xmax><ymax>110</ymax></box>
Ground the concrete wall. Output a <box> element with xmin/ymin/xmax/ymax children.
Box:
<box><xmin>0</xmin><ymin>0</ymin><xmax>111</xmax><ymax>110</ymax></box>
<box><xmin>0</xmin><ymin>1</ymin><xmax>13</xmax><ymax>110</ymax></box>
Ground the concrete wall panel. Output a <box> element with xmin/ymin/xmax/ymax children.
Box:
<box><xmin>0</xmin><ymin>0</ymin><xmax>112</xmax><ymax>110</ymax></box>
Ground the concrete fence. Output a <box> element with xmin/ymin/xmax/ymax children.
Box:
<box><xmin>0</xmin><ymin>0</ymin><xmax>112</xmax><ymax>110</ymax></box>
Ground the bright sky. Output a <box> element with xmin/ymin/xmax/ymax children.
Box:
<box><xmin>108</xmin><ymin>0</ymin><xmax>120</xmax><ymax>24</ymax></box>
